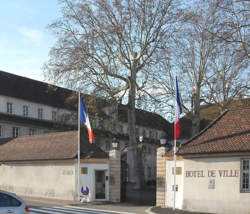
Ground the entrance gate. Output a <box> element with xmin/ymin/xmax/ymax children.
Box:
<box><xmin>121</xmin><ymin>160</ymin><xmax>128</xmax><ymax>201</ymax></box>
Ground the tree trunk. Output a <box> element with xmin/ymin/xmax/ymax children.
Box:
<box><xmin>127</xmin><ymin>53</ymin><xmax>141</xmax><ymax>189</ymax></box>
<box><xmin>192</xmin><ymin>90</ymin><xmax>200</xmax><ymax>136</ymax></box>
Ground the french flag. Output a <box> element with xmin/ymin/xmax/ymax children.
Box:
<box><xmin>174</xmin><ymin>76</ymin><xmax>182</xmax><ymax>139</ymax></box>
<box><xmin>80</xmin><ymin>97</ymin><xmax>94</xmax><ymax>144</ymax></box>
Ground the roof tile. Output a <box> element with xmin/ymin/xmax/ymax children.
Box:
<box><xmin>0</xmin><ymin>131</ymin><xmax>107</xmax><ymax>161</ymax></box>
<box><xmin>178</xmin><ymin>108</ymin><xmax>250</xmax><ymax>155</ymax></box>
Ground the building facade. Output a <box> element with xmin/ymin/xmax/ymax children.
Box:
<box><xmin>156</xmin><ymin>108</ymin><xmax>250</xmax><ymax>214</ymax></box>
<box><xmin>0</xmin><ymin>70</ymin><xmax>169</xmax><ymax>185</ymax></box>
<box><xmin>0</xmin><ymin>131</ymin><xmax>122</xmax><ymax>201</ymax></box>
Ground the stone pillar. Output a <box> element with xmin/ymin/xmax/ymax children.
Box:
<box><xmin>156</xmin><ymin>146</ymin><xmax>166</xmax><ymax>207</ymax></box>
<box><xmin>109</xmin><ymin>149</ymin><xmax>121</xmax><ymax>202</ymax></box>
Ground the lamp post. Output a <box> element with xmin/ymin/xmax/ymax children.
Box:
<box><xmin>112</xmin><ymin>137</ymin><xmax>119</xmax><ymax>150</ymax></box>
<box><xmin>139</xmin><ymin>136</ymin><xmax>143</xmax><ymax>143</ymax></box>
<box><xmin>160</xmin><ymin>138</ymin><xmax>166</xmax><ymax>147</ymax></box>
<box><xmin>138</xmin><ymin>136</ymin><xmax>144</xmax><ymax>190</ymax></box>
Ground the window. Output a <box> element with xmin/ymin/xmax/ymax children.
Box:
<box><xmin>155</xmin><ymin>131</ymin><xmax>158</xmax><ymax>139</ymax></box>
<box><xmin>29</xmin><ymin>128</ymin><xmax>35</xmax><ymax>136</ymax></box>
<box><xmin>149</xmin><ymin>130</ymin><xmax>153</xmax><ymax>138</ymax></box>
<box><xmin>23</xmin><ymin>105</ymin><xmax>29</xmax><ymax>117</ymax></box>
<box><xmin>148</xmin><ymin>166</ymin><xmax>151</xmax><ymax>177</ymax></box>
<box><xmin>52</xmin><ymin>111</ymin><xmax>57</xmax><ymax>121</ymax></box>
<box><xmin>7</xmin><ymin>102</ymin><xmax>12</xmax><ymax>114</ymax></box>
<box><xmin>38</xmin><ymin>108</ymin><xmax>43</xmax><ymax>119</ymax></box>
<box><xmin>241</xmin><ymin>159</ymin><xmax>250</xmax><ymax>192</ymax></box>
<box><xmin>105</xmin><ymin>141</ymin><xmax>110</xmax><ymax>151</ymax></box>
<box><xmin>0</xmin><ymin>193</ymin><xmax>21</xmax><ymax>207</ymax></box>
<box><xmin>12</xmin><ymin>127</ymin><xmax>19</xmax><ymax>138</ymax></box>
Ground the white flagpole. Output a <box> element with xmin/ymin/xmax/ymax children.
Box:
<box><xmin>173</xmin><ymin>138</ymin><xmax>176</xmax><ymax>210</ymax></box>
<box><xmin>78</xmin><ymin>92</ymin><xmax>81</xmax><ymax>201</ymax></box>
<box><xmin>173</xmin><ymin>77</ymin><xmax>177</xmax><ymax>210</ymax></box>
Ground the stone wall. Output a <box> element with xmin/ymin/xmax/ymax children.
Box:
<box><xmin>156</xmin><ymin>146</ymin><xmax>166</xmax><ymax>207</ymax></box>
<box><xmin>109</xmin><ymin>149</ymin><xmax>121</xmax><ymax>202</ymax></box>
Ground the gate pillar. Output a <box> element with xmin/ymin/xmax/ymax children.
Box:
<box><xmin>156</xmin><ymin>146</ymin><xmax>166</xmax><ymax>207</ymax></box>
<box><xmin>109</xmin><ymin>149</ymin><xmax>121</xmax><ymax>202</ymax></box>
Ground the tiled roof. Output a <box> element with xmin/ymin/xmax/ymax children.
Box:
<box><xmin>0</xmin><ymin>130</ymin><xmax>107</xmax><ymax>162</ymax></box>
<box><xmin>177</xmin><ymin>98</ymin><xmax>250</xmax><ymax>139</ymax></box>
<box><xmin>178</xmin><ymin>108</ymin><xmax>250</xmax><ymax>155</ymax></box>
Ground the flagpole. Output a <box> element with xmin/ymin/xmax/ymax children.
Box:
<box><xmin>78</xmin><ymin>91</ymin><xmax>81</xmax><ymax>201</ymax></box>
<box><xmin>173</xmin><ymin>138</ymin><xmax>176</xmax><ymax>210</ymax></box>
<box><xmin>173</xmin><ymin>98</ymin><xmax>176</xmax><ymax>210</ymax></box>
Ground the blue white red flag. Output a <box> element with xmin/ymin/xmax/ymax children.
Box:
<box><xmin>174</xmin><ymin>76</ymin><xmax>182</xmax><ymax>139</ymax></box>
<box><xmin>80</xmin><ymin>97</ymin><xmax>94</xmax><ymax>144</ymax></box>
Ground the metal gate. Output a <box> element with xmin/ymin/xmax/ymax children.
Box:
<box><xmin>121</xmin><ymin>160</ymin><xmax>128</xmax><ymax>201</ymax></box>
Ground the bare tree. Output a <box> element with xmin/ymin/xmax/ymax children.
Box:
<box><xmin>172</xmin><ymin>1</ymin><xmax>219</xmax><ymax>135</ymax></box>
<box><xmin>44</xmin><ymin>0</ymin><xmax>181</xmax><ymax>188</ymax></box>
<box><xmin>204</xmin><ymin>43</ymin><xmax>250</xmax><ymax>112</ymax></box>
<box><xmin>154</xmin><ymin>0</ymin><xmax>249</xmax><ymax>137</ymax></box>
<box><xmin>209</xmin><ymin>0</ymin><xmax>249</xmax><ymax>61</ymax></box>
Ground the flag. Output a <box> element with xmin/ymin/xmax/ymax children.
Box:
<box><xmin>174</xmin><ymin>76</ymin><xmax>182</xmax><ymax>139</ymax></box>
<box><xmin>80</xmin><ymin>97</ymin><xmax>94</xmax><ymax>144</ymax></box>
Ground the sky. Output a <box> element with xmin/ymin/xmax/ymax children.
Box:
<box><xmin>0</xmin><ymin>0</ymin><xmax>61</xmax><ymax>81</ymax></box>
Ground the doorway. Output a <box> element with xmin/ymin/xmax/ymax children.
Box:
<box><xmin>95</xmin><ymin>170</ymin><xmax>106</xmax><ymax>199</ymax></box>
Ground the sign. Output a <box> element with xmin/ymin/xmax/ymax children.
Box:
<box><xmin>185</xmin><ymin>169</ymin><xmax>240</xmax><ymax>178</ymax></box>
<box><xmin>172</xmin><ymin>167</ymin><xmax>182</xmax><ymax>175</ymax></box>
<box><xmin>80</xmin><ymin>186</ymin><xmax>90</xmax><ymax>203</ymax></box>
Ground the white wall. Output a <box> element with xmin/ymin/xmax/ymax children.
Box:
<box><xmin>0</xmin><ymin>162</ymin><xmax>75</xmax><ymax>200</ymax></box>
<box><xmin>0</xmin><ymin>161</ymin><xmax>109</xmax><ymax>202</ymax></box>
<box><xmin>182</xmin><ymin>156</ymin><xmax>250</xmax><ymax>214</ymax></box>
<box><xmin>165</xmin><ymin>160</ymin><xmax>184</xmax><ymax>209</ymax></box>
<box><xmin>76</xmin><ymin>163</ymin><xmax>109</xmax><ymax>202</ymax></box>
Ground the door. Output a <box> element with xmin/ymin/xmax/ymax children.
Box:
<box><xmin>95</xmin><ymin>170</ymin><xmax>106</xmax><ymax>199</ymax></box>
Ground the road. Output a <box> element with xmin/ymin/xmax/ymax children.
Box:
<box><xmin>29</xmin><ymin>205</ymin><xmax>136</xmax><ymax>214</ymax></box>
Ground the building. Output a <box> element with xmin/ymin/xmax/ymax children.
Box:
<box><xmin>156</xmin><ymin>108</ymin><xmax>250</xmax><ymax>214</ymax></box>
<box><xmin>0</xmin><ymin>131</ymin><xmax>122</xmax><ymax>201</ymax></box>
<box><xmin>0</xmin><ymin>70</ymin><xmax>169</xmax><ymax>186</ymax></box>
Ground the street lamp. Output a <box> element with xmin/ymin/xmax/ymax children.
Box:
<box><xmin>139</xmin><ymin>136</ymin><xmax>143</xmax><ymax>143</ymax></box>
<box><xmin>112</xmin><ymin>137</ymin><xmax>119</xmax><ymax>150</ymax></box>
<box><xmin>160</xmin><ymin>138</ymin><xmax>166</xmax><ymax>146</ymax></box>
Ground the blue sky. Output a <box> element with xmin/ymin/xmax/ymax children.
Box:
<box><xmin>0</xmin><ymin>0</ymin><xmax>60</xmax><ymax>81</ymax></box>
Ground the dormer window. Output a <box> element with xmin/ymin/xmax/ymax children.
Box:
<box><xmin>7</xmin><ymin>102</ymin><xmax>12</xmax><ymax>114</ymax></box>
<box><xmin>38</xmin><ymin>108</ymin><xmax>43</xmax><ymax>120</ymax></box>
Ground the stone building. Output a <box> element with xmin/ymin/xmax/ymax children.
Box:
<box><xmin>0</xmin><ymin>70</ymin><xmax>169</xmax><ymax>187</ymax></box>
<box><xmin>156</xmin><ymin>108</ymin><xmax>250</xmax><ymax>214</ymax></box>
<box><xmin>0</xmin><ymin>130</ymin><xmax>123</xmax><ymax>202</ymax></box>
